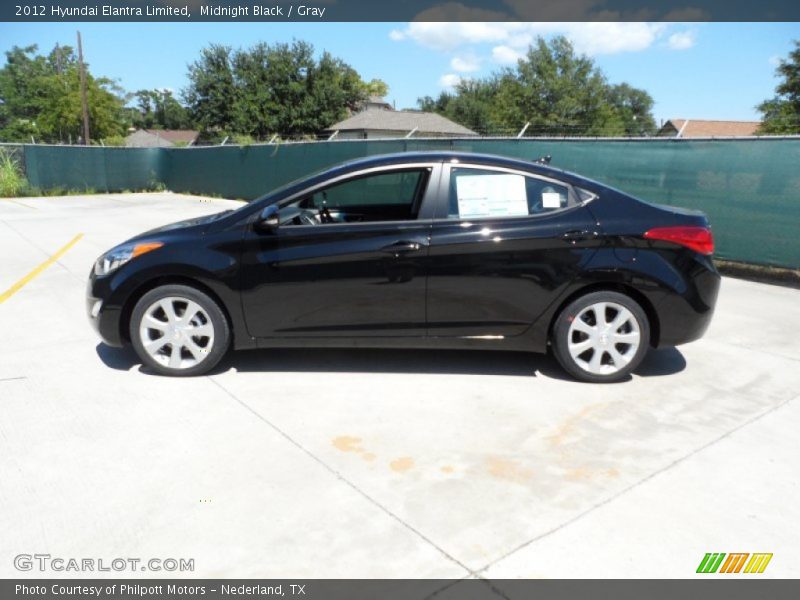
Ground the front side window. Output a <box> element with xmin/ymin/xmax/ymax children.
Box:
<box><xmin>447</xmin><ymin>167</ymin><xmax>571</xmax><ymax>220</ymax></box>
<box><xmin>280</xmin><ymin>168</ymin><xmax>429</xmax><ymax>226</ymax></box>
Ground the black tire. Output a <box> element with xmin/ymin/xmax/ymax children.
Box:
<box><xmin>130</xmin><ymin>284</ymin><xmax>230</xmax><ymax>376</ymax></box>
<box><xmin>552</xmin><ymin>290</ymin><xmax>650</xmax><ymax>383</ymax></box>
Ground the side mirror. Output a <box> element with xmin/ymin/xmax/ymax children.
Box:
<box><xmin>257</xmin><ymin>205</ymin><xmax>280</xmax><ymax>231</ymax></box>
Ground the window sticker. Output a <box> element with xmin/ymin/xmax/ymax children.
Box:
<box><xmin>455</xmin><ymin>173</ymin><xmax>528</xmax><ymax>218</ymax></box>
<box><xmin>542</xmin><ymin>192</ymin><xmax>563</xmax><ymax>209</ymax></box>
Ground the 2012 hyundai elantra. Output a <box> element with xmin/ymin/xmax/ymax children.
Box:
<box><xmin>87</xmin><ymin>151</ymin><xmax>720</xmax><ymax>382</ymax></box>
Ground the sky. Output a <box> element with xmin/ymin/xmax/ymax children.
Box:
<box><xmin>1</xmin><ymin>21</ymin><xmax>798</xmax><ymax>125</ymax></box>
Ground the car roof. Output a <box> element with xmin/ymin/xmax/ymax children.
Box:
<box><xmin>329</xmin><ymin>151</ymin><xmax>570</xmax><ymax>179</ymax></box>
<box><xmin>245</xmin><ymin>150</ymin><xmax>606</xmax><ymax>212</ymax></box>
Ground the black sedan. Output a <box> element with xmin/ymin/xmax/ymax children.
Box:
<box><xmin>87</xmin><ymin>151</ymin><xmax>720</xmax><ymax>382</ymax></box>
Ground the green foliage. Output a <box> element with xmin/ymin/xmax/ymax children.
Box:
<box><xmin>0</xmin><ymin>148</ymin><xmax>26</xmax><ymax>196</ymax></box>
<box><xmin>183</xmin><ymin>40</ymin><xmax>370</xmax><ymax>138</ymax></box>
<box><xmin>758</xmin><ymin>40</ymin><xmax>800</xmax><ymax>134</ymax></box>
<box><xmin>16</xmin><ymin>185</ymin><xmax>98</xmax><ymax>197</ymax></box>
<box><xmin>230</xmin><ymin>133</ymin><xmax>256</xmax><ymax>146</ymax></box>
<box><xmin>184</xmin><ymin>44</ymin><xmax>236</xmax><ymax>133</ymax></box>
<box><xmin>99</xmin><ymin>135</ymin><xmax>126</xmax><ymax>147</ymax></box>
<box><xmin>418</xmin><ymin>36</ymin><xmax>657</xmax><ymax>137</ymax></box>
<box><xmin>362</xmin><ymin>78</ymin><xmax>389</xmax><ymax>98</ymax></box>
<box><xmin>130</xmin><ymin>88</ymin><xmax>193</xmax><ymax>130</ymax></box>
<box><xmin>420</xmin><ymin>77</ymin><xmax>504</xmax><ymax>133</ymax></box>
<box><xmin>0</xmin><ymin>44</ymin><xmax>126</xmax><ymax>143</ymax></box>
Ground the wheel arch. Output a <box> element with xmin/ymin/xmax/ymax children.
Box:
<box><xmin>547</xmin><ymin>281</ymin><xmax>661</xmax><ymax>348</ymax></box>
<box><xmin>120</xmin><ymin>275</ymin><xmax>235</xmax><ymax>345</ymax></box>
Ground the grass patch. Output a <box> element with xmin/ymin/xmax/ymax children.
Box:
<box><xmin>0</xmin><ymin>148</ymin><xmax>26</xmax><ymax>197</ymax></box>
<box><xmin>21</xmin><ymin>186</ymin><xmax>98</xmax><ymax>197</ymax></box>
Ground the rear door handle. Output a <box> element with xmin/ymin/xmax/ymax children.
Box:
<box><xmin>562</xmin><ymin>229</ymin><xmax>592</xmax><ymax>243</ymax></box>
<box><xmin>380</xmin><ymin>241</ymin><xmax>425</xmax><ymax>254</ymax></box>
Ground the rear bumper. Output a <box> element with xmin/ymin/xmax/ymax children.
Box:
<box><xmin>653</xmin><ymin>255</ymin><xmax>721</xmax><ymax>347</ymax></box>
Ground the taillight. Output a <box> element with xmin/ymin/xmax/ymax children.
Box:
<box><xmin>643</xmin><ymin>226</ymin><xmax>714</xmax><ymax>255</ymax></box>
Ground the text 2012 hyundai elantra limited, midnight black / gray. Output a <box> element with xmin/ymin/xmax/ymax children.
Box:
<box><xmin>87</xmin><ymin>151</ymin><xmax>720</xmax><ymax>382</ymax></box>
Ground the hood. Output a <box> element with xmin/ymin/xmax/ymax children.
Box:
<box><xmin>137</xmin><ymin>210</ymin><xmax>232</xmax><ymax>237</ymax></box>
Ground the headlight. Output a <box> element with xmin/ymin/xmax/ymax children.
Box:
<box><xmin>94</xmin><ymin>242</ymin><xmax>163</xmax><ymax>276</ymax></box>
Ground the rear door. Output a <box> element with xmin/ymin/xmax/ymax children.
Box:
<box><xmin>426</xmin><ymin>162</ymin><xmax>598</xmax><ymax>338</ymax></box>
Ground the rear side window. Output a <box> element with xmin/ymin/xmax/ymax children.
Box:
<box><xmin>447</xmin><ymin>167</ymin><xmax>572</xmax><ymax>219</ymax></box>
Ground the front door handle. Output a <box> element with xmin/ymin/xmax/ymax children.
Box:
<box><xmin>380</xmin><ymin>241</ymin><xmax>425</xmax><ymax>255</ymax></box>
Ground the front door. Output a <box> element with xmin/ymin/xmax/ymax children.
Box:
<box><xmin>240</xmin><ymin>164</ymin><xmax>439</xmax><ymax>338</ymax></box>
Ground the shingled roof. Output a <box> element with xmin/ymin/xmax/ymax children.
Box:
<box><xmin>327</xmin><ymin>109</ymin><xmax>477</xmax><ymax>136</ymax></box>
<box><xmin>659</xmin><ymin>119</ymin><xmax>761</xmax><ymax>138</ymax></box>
<box><xmin>125</xmin><ymin>129</ymin><xmax>199</xmax><ymax>147</ymax></box>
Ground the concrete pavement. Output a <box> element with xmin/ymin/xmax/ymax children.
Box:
<box><xmin>0</xmin><ymin>193</ymin><xmax>797</xmax><ymax>579</ymax></box>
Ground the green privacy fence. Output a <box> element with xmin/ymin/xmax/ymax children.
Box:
<box><xmin>19</xmin><ymin>138</ymin><xmax>800</xmax><ymax>269</ymax></box>
<box><xmin>23</xmin><ymin>145</ymin><xmax>165</xmax><ymax>192</ymax></box>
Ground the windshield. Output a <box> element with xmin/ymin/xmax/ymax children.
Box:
<box><xmin>223</xmin><ymin>164</ymin><xmax>336</xmax><ymax>217</ymax></box>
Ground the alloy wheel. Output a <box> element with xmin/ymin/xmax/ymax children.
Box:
<box><xmin>138</xmin><ymin>296</ymin><xmax>215</xmax><ymax>370</ymax></box>
<box><xmin>567</xmin><ymin>301</ymin><xmax>641</xmax><ymax>376</ymax></box>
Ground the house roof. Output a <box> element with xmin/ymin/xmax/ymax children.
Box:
<box><xmin>327</xmin><ymin>109</ymin><xmax>477</xmax><ymax>136</ymax></box>
<box><xmin>661</xmin><ymin>119</ymin><xmax>761</xmax><ymax>138</ymax></box>
<box><xmin>366</xmin><ymin>95</ymin><xmax>392</xmax><ymax>106</ymax></box>
<box><xmin>125</xmin><ymin>129</ymin><xmax>199</xmax><ymax>147</ymax></box>
<box><xmin>150</xmin><ymin>129</ymin><xmax>199</xmax><ymax>144</ymax></box>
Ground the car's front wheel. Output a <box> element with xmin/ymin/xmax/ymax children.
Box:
<box><xmin>130</xmin><ymin>284</ymin><xmax>230</xmax><ymax>376</ymax></box>
<box><xmin>552</xmin><ymin>290</ymin><xmax>650</xmax><ymax>383</ymax></box>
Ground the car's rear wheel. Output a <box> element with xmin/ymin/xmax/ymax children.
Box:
<box><xmin>552</xmin><ymin>291</ymin><xmax>650</xmax><ymax>383</ymax></box>
<box><xmin>130</xmin><ymin>284</ymin><xmax>230</xmax><ymax>376</ymax></box>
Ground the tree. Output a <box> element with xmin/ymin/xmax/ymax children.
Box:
<box><xmin>418</xmin><ymin>36</ymin><xmax>656</xmax><ymax>137</ymax></box>
<box><xmin>362</xmin><ymin>78</ymin><xmax>389</xmax><ymax>98</ymax></box>
<box><xmin>131</xmin><ymin>89</ymin><xmax>192</xmax><ymax>130</ymax></box>
<box><xmin>183</xmin><ymin>44</ymin><xmax>237</xmax><ymax>133</ymax></box>
<box><xmin>492</xmin><ymin>37</ymin><xmax>618</xmax><ymax>135</ymax></box>
<box><xmin>757</xmin><ymin>40</ymin><xmax>800</xmax><ymax>134</ymax></box>
<box><xmin>183</xmin><ymin>40</ymin><xmax>373</xmax><ymax>138</ymax></box>
<box><xmin>606</xmin><ymin>83</ymin><xmax>657</xmax><ymax>136</ymax></box>
<box><xmin>419</xmin><ymin>78</ymin><xmax>502</xmax><ymax>133</ymax></box>
<box><xmin>0</xmin><ymin>44</ymin><xmax>125</xmax><ymax>143</ymax></box>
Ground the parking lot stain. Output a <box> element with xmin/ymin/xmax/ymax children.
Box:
<box><xmin>390</xmin><ymin>457</ymin><xmax>415</xmax><ymax>473</ymax></box>
<box><xmin>485</xmin><ymin>457</ymin><xmax>534</xmax><ymax>483</ymax></box>
<box><xmin>332</xmin><ymin>435</ymin><xmax>364</xmax><ymax>453</ymax></box>
<box><xmin>547</xmin><ymin>402</ymin><xmax>610</xmax><ymax>448</ymax></box>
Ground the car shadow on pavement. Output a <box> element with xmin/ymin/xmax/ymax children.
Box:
<box><xmin>95</xmin><ymin>343</ymin><xmax>686</xmax><ymax>381</ymax></box>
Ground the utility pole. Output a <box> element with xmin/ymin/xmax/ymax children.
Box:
<box><xmin>77</xmin><ymin>31</ymin><xmax>90</xmax><ymax>145</ymax></box>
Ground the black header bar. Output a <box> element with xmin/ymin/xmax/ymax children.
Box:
<box><xmin>2</xmin><ymin>0</ymin><xmax>800</xmax><ymax>22</ymax></box>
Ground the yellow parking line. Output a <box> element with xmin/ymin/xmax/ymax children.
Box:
<box><xmin>0</xmin><ymin>233</ymin><xmax>84</xmax><ymax>304</ymax></box>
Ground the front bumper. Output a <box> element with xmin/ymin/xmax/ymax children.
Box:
<box><xmin>86</xmin><ymin>273</ymin><xmax>125</xmax><ymax>347</ymax></box>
